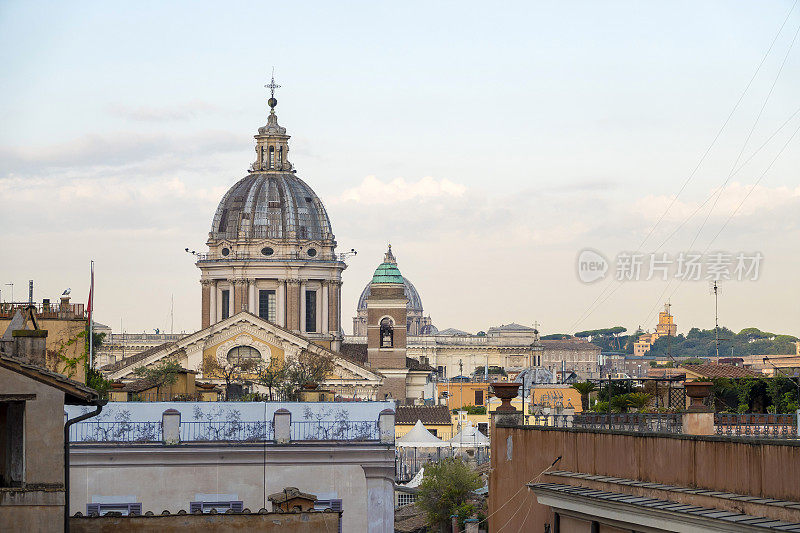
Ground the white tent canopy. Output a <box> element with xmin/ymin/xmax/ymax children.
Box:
<box><xmin>396</xmin><ymin>420</ymin><xmax>448</xmax><ymax>448</ymax></box>
<box><xmin>448</xmin><ymin>422</ymin><xmax>490</xmax><ymax>448</ymax></box>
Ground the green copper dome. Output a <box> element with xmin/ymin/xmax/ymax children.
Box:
<box><xmin>372</xmin><ymin>262</ymin><xmax>404</xmax><ymax>284</ymax></box>
<box><xmin>371</xmin><ymin>244</ymin><xmax>404</xmax><ymax>284</ymax></box>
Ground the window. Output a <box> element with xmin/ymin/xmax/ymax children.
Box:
<box><xmin>189</xmin><ymin>501</ymin><xmax>243</xmax><ymax>514</ymax></box>
<box><xmin>226</xmin><ymin>346</ymin><xmax>260</xmax><ymax>365</ymax></box>
<box><xmin>305</xmin><ymin>291</ymin><xmax>317</xmax><ymax>333</ymax></box>
<box><xmin>269</xmin><ymin>146</ymin><xmax>275</xmax><ymax>169</ymax></box>
<box><xmin>0</xmin><ymin>401</ymin><xmax>24</xmax><ymax>487</ymax></box>
<box><xmin>261</xmin><ymin>247</ymin><xmax>274</xmax><ymax>256</ymax></box>
<box><xmin>86</xmin><ymin>503</ymin><xmax>142</xmax><ymax>516</ymax></box>
<box><xmin>397</xmin><ymin>493</ymin><xmax>416</xmax><ymax>508</ymax></box>
<box><xmin>221</xmin><ymin>290</ymin><xmax>230</xmax><ymax>319</ymax></box>
<box><xmin>259</xmin><ymin>290</ymin><xmax>276</xmax><ymax>322</ymax></box>
<box><xmin>475</xmin><ymin>390</ymin><xmax>484</xmax><ymax>406</ymax></box>
<box><xmin>380</xmin><ymin>318</ymin><xmax>393</xmax><ymax>348</ymax></box>
<box><xmin>307</xmin><ymin>248</ymin><xmax>317</xmax><ymax>257</ymax></box>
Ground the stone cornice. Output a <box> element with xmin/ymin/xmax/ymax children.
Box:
<box><xmin>69</xmin><ymin>443</ymin><xmax>395</xmax><ymax>469</ymax></box>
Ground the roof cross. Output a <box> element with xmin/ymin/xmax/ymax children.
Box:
<box><xmin>265</xmin><ymin>69</ymin><xmax>281</xmax><ymax>100</ymax></box>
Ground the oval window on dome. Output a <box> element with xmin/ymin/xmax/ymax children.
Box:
<box><xmin>307</xmin><ymin>248</ymin><xmax>317</xmax><ymax>257</ymax></box>
<box><xmin>221</xmin><ymin>248</ymin><xmax>230</xmax><ymax>256</ymax></box>
<box><xmin>261</xmin><ymin>247</ymin><xmax>274</xmax><ymax>256</ymax></box>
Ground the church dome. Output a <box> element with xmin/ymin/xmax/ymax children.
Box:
<box><xmin>357</xmin><ymin>245</ymin><xmax>423</xmax><ymax>311</ymax></box>
<box><xmin>357</xmin><ymin>277</ymin><xmax>423</xmax><ymax>312</ymax></box>
<box><xmin>210</xmin><ymin>172</ymin><xmax>333</xmax><ymax>242</ymax></box>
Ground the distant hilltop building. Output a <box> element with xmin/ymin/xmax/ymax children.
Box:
<box><xmin>634</xmin><ymin>302</ymin><xmax>677</xmax><ymax>356</ymax></box>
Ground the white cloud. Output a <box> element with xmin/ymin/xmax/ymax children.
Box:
<box><xmin>632</xmin><ymin>182</ymin><xmax>800</xmax><ymax>223</ymax></box>
<box><xmin>107</xmin><ymin>101</ymin><xmax>221</xmax><ymax>122</ymax></box>
<box><xmin>332</xmin><ymin>175</ymin><xmax>467</xmax><ymax>205</ymax></box>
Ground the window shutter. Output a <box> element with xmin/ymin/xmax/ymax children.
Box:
<box><xmin>331</xmin><ymin>499</ymin><xmax>343</xmax><ymax>533</ymax></box>
<box><xmin>189</xmin><ymin>502</ymin><xmax>203</xmax><ymax>513</ymax></box>
<box><xmin>128</xmin><ymin>503</ymin><xmax>142</xmax><ymax>516</ymax></box>
<box><xmin>231</xmin><ymin>501</ymin><xmax>244</xmax><ymax>512</ymax></box>
<box><xmin>86</xmin><ymin>504</ymin><xmax>100</xmax><ymax>516</ymax></box>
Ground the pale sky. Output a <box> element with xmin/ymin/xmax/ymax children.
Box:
<box><xmin>1</xmin><ymin>1</ymin><xmax>798</xmax><ymax>337</ymax></box>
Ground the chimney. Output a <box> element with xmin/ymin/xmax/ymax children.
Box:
<box><xmin>12</xmin><ymin>329</ymin><xmax>48</xmax><ymax>366</ymax></box>
<box><xmin>59</xmin><ymin>295</ymin><xmax>71</xmax><ymax>319</ymax></box>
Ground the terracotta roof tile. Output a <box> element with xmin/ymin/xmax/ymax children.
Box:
<box><xmin>682</xmin><ymin>364</ymin><xmax>761</xmax><ymax>379</ymax></box>
<box><xmin>396</xmin><ymin>405</ymin><xmax>452</xmax><ymax>425</ymax></box>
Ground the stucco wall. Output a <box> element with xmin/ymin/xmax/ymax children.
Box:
<box><xmin>489</xmin><ymin>425</ymin><xmax>800</xmax><ymax>532</ymax></box>
<box><xmin>0</xmin><ymin>501</ymin><xmax>63</xmax><ymax>533</ymax></box>
<box><xmin>68</xmin><ymin>446</ymin><xmax>390</xmax><ymax>533</ymax></box>
<box><xmin>0</xmin><ymin>366</ymin><xmax>68</xmax><ymax>532</ymax></box>
<box><xmin>0</xmin><ymin>366</ymin><xmax>65</xmax><ymax>485</ymax></box>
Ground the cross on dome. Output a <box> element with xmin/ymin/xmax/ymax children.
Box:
<box><xmin>264</xmin><ymin>69</ymin><xmax>281</xmax><ymax>111</ymax></box>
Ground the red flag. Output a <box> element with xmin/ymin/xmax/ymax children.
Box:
<box><xmin>87</xmin><ymin>265</ymin><xmax>93</xmax><ymax>324</ymax></box>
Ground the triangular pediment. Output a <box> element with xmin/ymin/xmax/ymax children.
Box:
<box><xmin>106</xmin><ymin>312</ymin><xmax>382</xmax><ymax>385</ymax></box>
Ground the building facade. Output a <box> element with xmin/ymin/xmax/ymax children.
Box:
<box><xmin>0</xmin><ymin>322</ymin><xmax>100</xmax><ymax>533</ymax></box>
<box><xmin>634</xmin><ymin>302</ymin><xmax>677</xmax><ymax>356</ymax></box>
<box><xmin>66</xmin><ymin>401</ymin><xmax>396</xmax><ymax>533</ymax></box>
<box><xmin>197</xmin><ymin>88</ymin><xmax>345</xmax><ymax>352</ymax></box>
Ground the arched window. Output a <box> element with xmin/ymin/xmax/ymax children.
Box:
<box><xmin>226</xmin><ymin>345</ymin><xmax>261</xmax><ymax>366</ymax></box>
<box><xmin>269</xmin><ymin>146</ymin><xmax>275</xmax><ymax>169</ymax></box>
<box><xmin>380</xmin><ymin>318</ymin><xmax>394</xmax><ymax>348</ymax></box>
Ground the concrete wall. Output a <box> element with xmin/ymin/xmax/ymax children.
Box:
<box><xmin>70</xmin><ymin>510</ymin><xmax>340</xmax><ymax>532</ymax></box>
<box><xmin>489</xmin><ymin>425</ymin><xmax>800</xmax><ymax>532</ymax></box>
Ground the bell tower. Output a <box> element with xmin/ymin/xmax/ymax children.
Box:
<box><xmin>366</xmin><ymin>245</ymin><xmax>409</xmax><ymax>400</ymax></box>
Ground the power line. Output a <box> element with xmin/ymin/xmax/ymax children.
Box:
<box><xmin>571</xmin><ymin>6</ymin><xmax>800</xmax><ymax>333</ymax></box>
<box><xmin>634</xmin><ymin>0</ymin><xmax>799</xmax><ymax>253</ymax></box>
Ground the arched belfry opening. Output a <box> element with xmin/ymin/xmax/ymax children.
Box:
<box><xmin>380</xmin><ymin>318</ymin><xmax>394</xmax><ymax>348</ymax></box>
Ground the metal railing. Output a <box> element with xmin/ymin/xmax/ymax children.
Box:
<box><xmin>573</xmin><ymin>413</ymin><xmax>683</xmax><ymax>433</ymax></box>
<box><xmin>70</xmin><ymin>421</ymin><xmax>162</xmax><ymax>443</ymax></box>
<box><xmin>181</xmin><ymin>421</ymin><xmax>273</xmax><ymax>442</ymax></box>
<box><xmin>525</xmin><ymin>414</ymin><xmax>575</xmax><ymax>428</ymax></box>
<box><xmin>714</xmin><ymin>413</ymin><xmax>799</xmax><ymax>439</ymax></box>
<box><xmin>290</xmin><ymin>420</ymin><xmax>380</xmax><ymax>441</ymax></box>
<box><xmin>70</xmin><ymin>419</ymin><xmax>380</xmax><ymax>443</ymax></box>
<box><xmin>0</xmin><ymin>301</ymin><xmax>85</xmax><ymax>319</ymax></box>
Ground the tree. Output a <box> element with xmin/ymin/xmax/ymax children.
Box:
<box><xmin>571</xmin><ymin>381</ymin><xmax>596</xmax><ymax>411</ymax></box>
<box><xmin>134</xmin><ymin>359</ymin><xmax>183</xmax><ymax>397</ymax></box>
<box><xmin>255</xmin><ymin>360</ymin><xmax>289</xmax><ymax>401</ymax></box>
<box><xmin>417</xmin><ymin>458</ymin><xmax>481</xmax><ymax>532</ymax></box>
<box><xmin>625</xmin><ymin>392</ymin><xmax>652</xmax><ymax>411</ymax></box>
<box><xmin>282</xmin><ymin>350</ymin><xmax>334</xmax><ymax>400</ymax></box>
<box><xmin>204</xmin><ymin>351</ymin><xmax>260</xmax><ymax>400</ymax></box>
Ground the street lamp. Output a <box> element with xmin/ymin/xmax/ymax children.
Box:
<box><xmin>763</xmin><ymin>356</ymin><xmax>800</xmax><ymax>406</ymax></box>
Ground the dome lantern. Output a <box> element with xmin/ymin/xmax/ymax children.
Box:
<box><xmin>251</xmin><ymin>73</ymin><xmax>292</xmax><ymax>172</ymax></box>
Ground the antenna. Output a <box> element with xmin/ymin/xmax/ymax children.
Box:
<box><xmin>170</xmin><ymin>294</ymin><xmax>174</xmax><ymax>335</ymax></box>
<box><xmin>336</xmin><ymin>248</ymin><xmax>358</xmax><ymax>261</ymax></box>
<box><xmin>709</xmin><ymin>281</ymin><xmax>721</xmax><ymax>358</ymax></box>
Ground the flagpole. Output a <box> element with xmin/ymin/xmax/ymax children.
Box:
<box><xmin>89</xmin><ymin>261</ymin><xmax>94</xmax><ymax>369</ymax></box>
